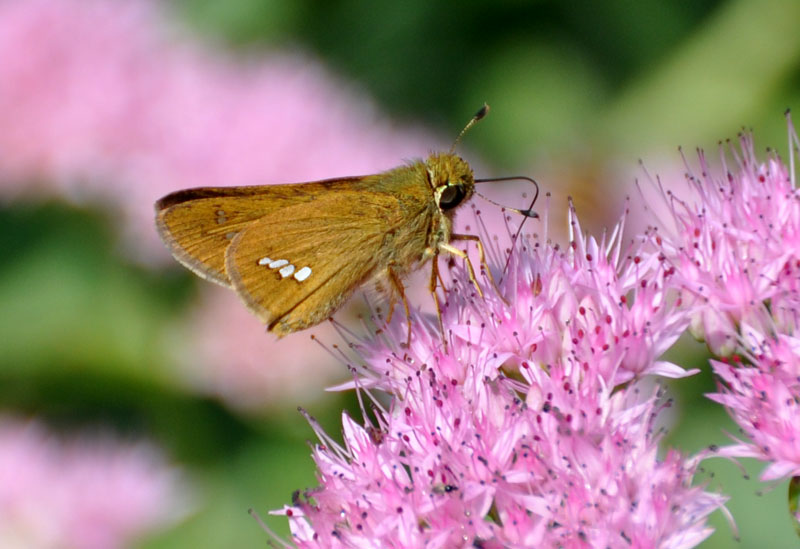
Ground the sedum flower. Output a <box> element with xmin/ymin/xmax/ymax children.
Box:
<box><xmin>272</xmin><ymin>202</ymin><xmax>725</xmax><ymax>547</ymax></box>
<box><xmin>649</xmin><ymin>116</ymin><xmax>800</xmax><ymax>487</ymax></box>
<box><xmin>707</xmin><ymin>332</ymin><xmax>800</xmax><ymax>482</ymax></box>
<box><xmin>645</xmin><ymin>124</ymin><xmax>800</xmax><ymax>356</ymax></box>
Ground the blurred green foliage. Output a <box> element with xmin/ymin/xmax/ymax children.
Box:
<box><xmin>3</xmin><ymin>0</ymin><xmax>800</xmax><ymax>546</ymax></box>
<box><xmin>175</xmin><ymin>0</ymin><xmax>800</xmax><ymax>165</ymax></box>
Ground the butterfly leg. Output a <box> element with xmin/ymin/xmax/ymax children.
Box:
<box><xmin>439</xmin><ymin>241</ymin><xmax>484</xmax><ymax>298</ymax></box>
<box><xmin>428</xmin><ymin>252</ymin><xmax>449</xmax><ymax>353</ymax></box>
<box><xmin>448</xmin><ymin>233</ymin><xmax>508</xmax><ymax>305</ymax></box>
<box><xmin>385</xmin><ymin>292</ymin><xmax>397</xmax><ymax>325</ymax></box>
<box><xmin>387</xmin><ymin>265</ymin><xmax>412</xmax><ymax>347</ymax></box>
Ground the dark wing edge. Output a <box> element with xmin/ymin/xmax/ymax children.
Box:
<box><xmin>155</xmin><ymin>202</ymin><xmax>233</xmax><ymax>287</ymax></box>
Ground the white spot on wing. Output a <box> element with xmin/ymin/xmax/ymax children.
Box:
<box><xmin>279</xmin><ymin>264</ymin><xmax>295</xmax><ymax>278</ymax></box>
<box><xmin>268</xmin><ymin>259</ymin><xmax>289</xmax><ymax>269</ymax></box>
<box><xmin>294</xmin><ymin>266</ymin><xmax>312</xmax><ymax>282</ymax></box>
<box><xmin>258</xmin><ymin>257</ymin><xmax>272</xmax><ymax>266</ymax></box>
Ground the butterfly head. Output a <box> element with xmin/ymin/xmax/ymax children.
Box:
<box><xmin>426</xmin><ymin>152</ymin><xmax>475</xmax><ymax>213</ymax></box>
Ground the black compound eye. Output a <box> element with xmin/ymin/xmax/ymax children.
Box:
<box><xmin>439</xmin><ymin>184</ymin><xmax>466</xmax><ymax>210</ymax></box>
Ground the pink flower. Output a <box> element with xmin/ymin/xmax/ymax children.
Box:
<box><xmin>0</xmin><ymin>0</ymin><xmax>441</xmax><ymax>407</ymax></box>
<box><xmin>441</xmin><ymin>198</ymin><xmax>694</xmax><ymax>385</ymax></box>
<box><xmin>171</xmin><ymin>289</ymin><xmax>345</xmax><ymax>411</ymax></box>
<box><xmin>645</xmin><ymin>126</ymin><xmax>800</xmax><ymax>355</ymax></box>
<box><xmin>0</xmin><ymin>0</ymin><xmax>436</xmax><ymax>261</ymax></box>
<box><xmin>707</xmin><ymin>333</ymin><xmax>800</xmax><ymax>481</ymax></box>
<box><xmin>0</xmin><ymin>416</ymin><xmax>184</xmax><ymax>549</ymax></box>
<box><xmin>651</xmin><ymin>115</ymin><xmax>800</xmax><ymax>484</ymax></box>
<box><xmin>270</xmin><ymin>203</ymin><xmax>725</xmax><ymax>547</ymax></box>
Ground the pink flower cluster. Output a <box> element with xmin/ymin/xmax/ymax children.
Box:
<box><xmin>272</xmin><ymin>202</ymin><xmax>724</xmax><ymax>546</ymax></box>
<box><xmin>273</xmin><ymin>122</ymin><xmax>800</xmax><ymax>546</ymax></box>
<box><xmin>0</xmin><ymin>416</ymin><xmax>183</xmax><ymax>548</ymax></box>
<box><xmin>649</xmin><ymin>121</ymin><xmax>800</xmax><ymax>483</ymax></box>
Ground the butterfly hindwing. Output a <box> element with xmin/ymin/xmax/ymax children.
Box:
<box><xmin>225</xmin><ymin>190</ymin><xmax>412</xmax><ymax>335</ymax></box>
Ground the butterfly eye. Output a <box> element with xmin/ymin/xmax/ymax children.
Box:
<box><xmin>439</xmin><ymin>184</ymin><xmax>466</xmax><ymax>210</ymax></box>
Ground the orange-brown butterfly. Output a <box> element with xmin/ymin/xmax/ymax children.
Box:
<box><xmin>155</xmin><ymin>105</ymin><xmax>537</xmax><ymax>345</ymax></box>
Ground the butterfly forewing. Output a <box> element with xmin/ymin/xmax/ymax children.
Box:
<box><xmin>225</xmin><ymin>189</ymin><xmax>412</xmax><ymax>335</ymax></box>
<box><xmin>155</xmin><ymin>179</ymin><xmax>364</xmax><ymax>286</ymax></box>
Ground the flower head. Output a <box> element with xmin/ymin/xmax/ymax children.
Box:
<box><xmin>646</xmin><ymin>126</ymin><xmax>800</xmax><ymax>355</ymax></box>
<box><xmin>440</xmin><ymin>199</ymin><xmax>694</xmax><ymax>385</ymax></box>
<box><xmin>272</xmin><ymin>203</ymin><xmax>724</xmax><ymax>547</ymax></box>
<box><xmin>707</xmin><ymin>332</ymin><xmax>800</xmax><ymax>481</ymax></box>
<box><xmin>651</xmin><ymin>115</ymin><xmax>800</xmax><ymax>484</ymax></box>
<box><xmin>0</xmin><ymin>416</ymin><xmax>184</xmax><ymax>548</ymax></box>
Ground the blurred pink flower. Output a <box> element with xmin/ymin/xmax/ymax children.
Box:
<box><xmin>0</xmin><ymin>0</ymin><xmax>435</xmax><ymax>260</ymax></box>
<box><xmin>270</xmin><ymin>203</ymin><xmax>725</xmax><ymax>547</ymax></box>
<box><xmin>0</xmin><ymin>0</ymin><xmax>445</xmax><ymax>407</ymax></box>
<box><xmin>0</xmin><ymin>416</ymin><xmax>184</xmax><ymax>549</ymax></box>
<box><xmin>171</xmin><ymin>288</ymin><xmax>349</xmax><ymax>410</ymax></box>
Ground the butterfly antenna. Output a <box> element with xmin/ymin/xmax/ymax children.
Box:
<box><xmin>450</xmin><ymin>103</ymin><xmax>490</xmax><ymax>153</ymax></box>
<box><xmin>474</xmin><ymin>175</ymin><xmax>540</xmax><ymax>277</ymax></box>
<box><xmin>474</xmin><ymin>175</ymin><xmax>539</xmax><ymax>218</ymax></box>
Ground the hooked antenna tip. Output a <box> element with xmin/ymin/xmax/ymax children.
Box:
<box><xmin>451</xmin><ymin>104</ymin><xmax>490</xmax><ymax>153</ymax></box>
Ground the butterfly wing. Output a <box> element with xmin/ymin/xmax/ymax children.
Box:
<box><xmin>224</xmin><ymin>189</ymin><xmax>414</xmax><ymax>335</ymax></box>
<box><xmin>155</xmin><ymin>179</ymin><xmax>363</xmax><ymax>286</ymax></box>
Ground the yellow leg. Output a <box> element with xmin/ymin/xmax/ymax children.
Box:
<box><xmin>385</xmin><ymin>293</ymin><xmax>396</xmax><ymax>325</ymax></box>
<box><xmin>387</xmin><ymin>266</ymin><xmax>412</xmax><ymax>347</ymax></box>
<box><xmin>447</xmin><ymin>233</ymin><xmax>508</xmax><ymax>305</ymax></box>
<box><xmin>437</xmin><ymin>262</ymin><xmax>448</xmax><ymax>293</ymax></box>
<box><xmin>439</xmin><ymin>242</ymin><xmax>483</xmax><ymax>298</ymax></box>
<box><xmin>428</xmin><ymin>253</ymin><xmax>448</xmax><ymax>353</ymax></box>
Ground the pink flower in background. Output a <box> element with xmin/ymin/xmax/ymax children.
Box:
<box><xmin>0</xmin><ymin>0</ymin><xmax>446</xmax><ymax>408</ymax></box>
<box><xmin>171</xmin><ymin>289</ymin><xmax>347</xmax><ymax>410</ymax></box>
<box><xmin>271</xmin><ymin>205</ymin><xmax>725</xmax><ymax>547</ymax></box>
<box><xmin>0</xmin><ymin>416</ymin><xmax>184</xmax><ymax>549</ymax></box>
<box><xmin>0</xmin><ymin>0</ymin><xmax>436</xmax><ymax>260</ymax></box>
